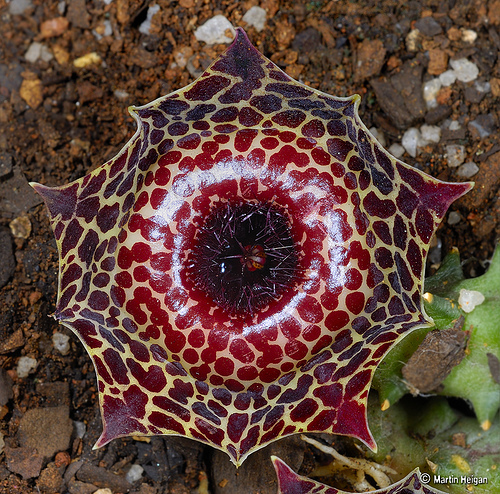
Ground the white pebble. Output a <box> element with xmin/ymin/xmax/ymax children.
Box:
<box><xmin>450</xmin><ymin>58</ymin><xmax>479</xmax><ymax>83</ymax></box>
<box><xmin>401</xmin><ymin>128</ymin><xmax>421</xmax><ymax>158</ymax></box>
<box><xmin>8</xmin><ymin>0</ymin><xmax>33</xmax><ymax>15</ymax></box>
<box><xmin>369</xmin><ymin>127</ymin><xmax>386</xmax><ymax>147</ymax></box>
<box><xmin>420</xmin><ymin>124</ymin><xmax>441</xmax><ymax>144</ymax></box>
<box><xmin>388</xmin><ymin>143</ymin><xmax>405</xmax><ymax>159</ymax></box>
<box><xmin>448</xmin><ymin>120</ymin><xmax>461</xmax><ymax>131</ymax></box>
<box><xmin>439</xmin><ymin>69</ymin><xmax>457</xmax><ymax>87</ymax></box>
<box><xmin>194</xmin><ymin>15</ymin><xmax>235</xmax><ymax>45</ymax></box>
<box><xmin>74</xmin><ymin>420</ymin><xmax>87</xmax><ymax>439</ymax></box>
<box><xmin>457</xmin><ymin>161</ymin><xmax>479</xmax><ymax>178</ymax></box>
<box><xmin>94</xmin><ymin>489</ymin><xmax>113</xmax><ymax>494</ymax></box>
<box><xmin>25</xmin><ymin>42</ymin><xmax>53</xmax><ymax>63</ymax></box>
<box><xmin>52</xmin><ymin>332</ymin><xmax>71</xmax><ymax>355</ymax></box>
<box><xmin>57</xmin><ymin>1</ymin><xmax>66</xmax><ymax>15</ymax></box>
<box><xmin>0</xmin><ymin>432</ymin><xmax>4</xmax><ymax>455</ymax></box>
<box><xmin>459</xmin><ymin>289</ymin><xmax>485</xmax><ymax>313</ymax></box>
<box><xmin>114</xmin><ymin>89</ymin><xmax>130</xmax><ymax>100</ymax></box>
<box><xmin>17</xmin><ymin>356</ymin><xmax>37</xmax><ymax>378</ymax></box>
<box><xmin>447</xmin><ymin>211</ymin><xmax>462</xmax><ymax>225</ymax></box>
<box><xmin>139</xmin><ymin>4</ymin><xmax>160</xmax><ymax>35</ymax></box>
<box><xmin>423</xmin><ymin>78</ymin><xmax>442</xmax><ymax>108</ymax></box>
<box><xmin>243</xmin><ymin>6</ymin><xmax>267</xmax><ymax>32</ymax></box>
<box><xmin>445</xmin><ymin>144</ymin><xmax>465</xmax><ymax>167</ymax></box>
<box><xmin>126</xmin><ymin>464</ymin><xmax>144</xmax><ymax>483</ymax></box>
<box><xmin>461</xmin><ymin>29</ymin><xmax>477</xmax><ymax>43</ymax></box>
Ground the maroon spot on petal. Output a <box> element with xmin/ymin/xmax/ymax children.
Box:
<box><xmin>345</xmin><ymin>268</ymin><xmax>362</xmax><ymax>290</ymax></box>
<box><xmin>261</xmin><ymin>136</ymin><xmax>279</xmax><ymax>149</ymax></box>
<box><xmin>277</xmin><ymin>375</ymin><xmax>313</xmax><ymax>404</ymax></box>
<box><xmin>393</xmin><ymin>214</ymin><xmax>407</xmax><ymax>250</ymax></box>
<box><xmin>211</xmin><ymin>106</ymin><xmax>239</xmax><ymax>123</ymax></box>
<box><xmin>267</xmin><ymin>82</ymin><xmax>313</xmax><ymax>98</ymax></box>
<box><xmin>96</xmin><ymin>203</ymin><xmax>120</xmax><ymax>233</ymax></box>
<box><xmin>238</xmin><ymin>106</ymin><xmax>263</xmax><ymax>126</ymax></box>
<box><xmin>184</xmin><ymin>75</ymin><xmax>231</xmax><ymax>101</ymax></box>
<box><xmin>88</xmin><ymin>290</ymin><xmax>110</xmax><ymax>311</ymax></box>
<box><xmin>297</xmin><ymin>295</ymin><xmax>323</xmax><ymax>323</ymax></box>
<box><xmin>416</xmin><ymin>206</ymin><xmax>434</xmax><ymax>243</ymax></box>
<box><xmin>103</xmin><ymin>348</ymin><xmax>130</xmax><ymax>385</ymax></box>
<box><xmin>240</xmin><ymin>425</ymin><xmax>260</xmax><ymax>455</ymax></box>
<box><xmin>327</xmin><ymin>138</ymin><xmax>353</xmax><ymax>161</ymax></box>
<box><xmin>229</xmin><ymin>338</ymin><xmax>255</xmax><ymax>364</ymax></box>
<box><xmin>302</xmin><ymin>119</ymin><xmax>325</xmax><ymax>138</ymax></box>
<box><xmin>373</xmin><ymin>221</ymin><xmax>393</xmax><ymax>245</ymax></box>
<box><xmin>167</xmin><ymin>122</ymin><xmax>189</xmax><ymax>136</ymax></box>
<box><xmin>214</xmin><ymin>357</ymin><xmax>235</xmax><ymax>377</ymax></box>
<box><xmin>177</xmin><ymin>133</ymin><xmax>201</xmax><ymax>150</ymax></box>
<box><xmin>127</xmin><ymin>359</ymin><xmax>167</xmax><ymax>393</ymax></box>
<box><xmin>233</xmin><ymin>129</ymin><xmax>258</xmax><ymax>153</ymax></box>
<box><xmin>290</xmin><ymin>398</ymin><xmax>319</xmax><ymax>422</ymax></box>
<box><xmin>375</xmin><ymin>247</ymin><xmax>394</xmax><ymax>269</ymax></box>
<box><xmin>325</xmin><ymin>310</ymin><xmax>350</xmax><ymax>332</ymax></box>
<box><xmin>363</xmin><ymin>191</ymin><xmax>396</xmax><ymax>219</ymax></box>
<box><xmin>250</xmin><ymin>94</ymin><xmax>282</xmax><ymax>113</ymax></box>
<box><xmin>396</xmin><ymin>184</ymin><xmax>419</xmax><ymax>219</ymax></box>
<box><xmin>194</xmin><ymin>417</ymin><xmax>224</xmax><ymax>446</ymax></box>
<box><xmin>407</xmin><ymin>239</ymin><xmax>422</xmax><ymax>277</ymax></box>
<box><xmin>227</xmin><ymin>413</ymin><xmax>248</xmax><ymax>443</ymax></box>
<box><xmin>237</xmin><ymin>365</ymin><xmax>259</xmax><ymax>381</ymax></box>
<box><xmin>395</xmin><ymin>251</ymin><xmax>414</xmax><ymax>291</ymax></box>
<box><xmin>346</xmin><ymin>291</ymin><xmax>365</xmax><ymax>315</ymax></box>
<box><xmin>149</xmin><ymin>412</ymin><xmax>185</xmax><ymax>434</ymax></box>
<box><xmin>284</xmin><ymin>339</ymin><xmax>308</xmax><ymax>360</ymax></box>
<box><xmin>307</xmin><ymin>408</ymin><xmax>337</xmax><ymax>430</ymax></box>
<box><xmin>259</xmin><ymin>367</ymin><xmax>281</xmax><ymax>383</ymax></box>
<box><xmin>61</xmin><ymin>219</ymin><xmax>84</xmax><ymax>259</ymax></box>
<box><xmin>388</xmin><ymin>296</ymin><xmax>405</xmax><ymax>315</ymax></box>
<box><xmin>272</xmin><ymin>110</ymin><xmax>306</xmax><ymax>128</ymax></box>
<box><xmin>61</xmin><ymin>263</ymin><xmax>82</xmax><ymax>291</ymax></box>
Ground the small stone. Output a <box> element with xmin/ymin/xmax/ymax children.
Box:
<box><xmin>420</xmin><ymin>124</ymin><xmax>441</xmax><ymax>144</ymax></box>
<box><xmin>9</xmin><ymin>215</ymin><xmax>31</xmax><ymax>239</ymax></box>
<box><xmin>52</xmin><ymin>44</ymin><xmax>70</xmax><ymax>65</ymax></box>
<box><xmin>52</xmin><ymin>332</ymin><xmax>71</xmax><ymax>355</ymax></box>
<box><xmin>25</xmin><ymin>42</ymin><xmax>53</xmax><ymax>63</ymax></box>
<box><xmin>73</xmin><ymin>52</ymin><xmax>102</xmax><ymax>68</ymax></box>
<box><xmin>0</xmin><ymin>369</ymin><xmax>13</xmax><ymax>406</ymax></box>
<box><xmin>489</xmin><ymin>0</ymin><xmax>500</xmax><ymax>25</ymax></box>
<box><xmin>138</xmin><ymin>4</ymin><xmax>160</xmax><ymax>35</ymax></box>
<box><xmin>447</xmin><ymin>211</ymin><xmax>462</xmax><ymax>225</ymax></box>
<box><xmin>388</xmin><ymin>143</ymin><xmax>405</xmax><ymax>158</ymax></box>
<box><xmin>126</xmin><ymin>464</ymin><xmax>144</xmax><ymax>483</ymax></box>
<box><xmin>354</xmin><ymin>39</ymin><xmax>386</xmax><ymax>82</ymax></box>
<box><xmin>243</xmin><ymin>6</ymin><xmax>267</xmax><ymax>32</ymax></box>
<box><xmin>114</xmin><ymin>89</ymin><xmax>129</xmax><ymax>100</ymax></box>
<box><xmin>18</xmin><ymin>406</ymin><xmax>73</xmax><ymax>460</ymax></box>
<box><xmin>450</xmin><ymin>58</ymin><xmax>479</xmax><ymax>83</ymax></box>
<box><xmin>457</xmin><ymin>161</ymin><xmax>479</xmax><ymax>178</ymax></box>
<box><xmin>461</xmin><ymin>29</ymin><xmax>477</xmax><ymax>43</ymax></box>
<box><xmin>19</xmin><ymin>77</ymin><xmax>43</xmax><ymax>109</ymax></box>
<box><xmin>0</xmin><ymin>152</ymin><xmax>13</xmax><ymax>178</ymax></box>
<box><xmin>37</xmin><ymin>462</ymin><xmax>64</xmax><ymax>494</ymax></box>
<box><xmin>423</xmin><ymin>78</ymin><xmax>442</xmax><ymax>108</ymax></box>
<box><xmin>446</xmin><ymin>144</ymin><xmax>466</xmax><ymax>167</ymax></box>
<box><xmin>0</xmin><ymin>228</ymin><xmax>15</xmax><ymax>289</ymax></box>
<box><xmin>459</xmin><ymin>289</ymin><xmax>485</xmax><ymax>313</ymax></box>
<box><xmin>401</xmin><ymin>127</ymin><xmax>421</xmax><ymax>157</ymax></box>
<box><xmin>490</xmin><ymin>77</ymin><xmax>500</xmax><ymax>97</ymax></box>
<box><xmin>468</xmin><ymin>114</ymin><xmax>496</xmax><ymax>139</ymax></box>
<box><xmin>0</xmin><ymin>433</ymin><xmax>4</xmax><ymax>455</ymax></box>
<box><xmin>194</xmin><ymin>15</ymin><xmax>235</xmax><ymax>45</ymax></box>
<box><xmin>406</xmin><ymin>29</ymin><xmax>421</xmax><ymax>51</ymax></box>
<box><xmin>5</xmin><ymin>446</ymin><xmax>43</xmax><ymax>479</ymax></box>
<box><xmin>94</xmin><ymin>490</ymin><xmax>113</xmax><ymax>494</ymax></box>
<box><xmin>40</xmin><ymin>17</ymin><xmax>69</xmax><ymax>38</ymax></box>
<box><xmin>439</xmin><ymin>69</ymin><xmax>457</xmax><ymax>87</ymax></box>
<box><xmin>8</xmin><ymin>0</ymin><xmax>33</xmax><ymax>15</ymax></box>
<box><xmin>16</xmin><ymin>356</ymin><xmax>37</xmax><ymax>378</ymax></box>
<box><xmin>173</xmin><ymin>46</ymin><xmax>193</xmax><ymax>68</ymax></box>
<box><xmin>415</xmin><ymin>16</ymin><xmax>443</xmax><ymax>37</ymax></box>
<box><xmin>74</xmin><ymin>420</ymin><xmax>87</xmax><ymax>439</ymax></box>
<box><xmin>369</xmin><ymin>127</ymin><xmax>386</xmax><ymax>147</ymax></box>
<box><xmin>427</xmin><ymin>48</ymin><xmax>448</xmax><ymax>75</ymax></box>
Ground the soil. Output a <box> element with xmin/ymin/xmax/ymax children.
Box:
<box><xmin>0</xmin><ymin>0</ymin><xmax>499</xmax><ymax>493</ymax></box>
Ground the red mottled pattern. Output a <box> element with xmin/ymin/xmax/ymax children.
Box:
<box><xmin>32</xmin><ymin>29</ymin><xmax>472</xmax><ymax>465</ymax></box>
<box><xmin>272</xmin><ymin>456</ymin><xmax>447</xmax><ymax>494</ymax></box>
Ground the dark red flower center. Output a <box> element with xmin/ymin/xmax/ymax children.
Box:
<box><xmin>187</xmin><ymin>202</ymin><xmax>300</xmax><ymax>316</ymax></box>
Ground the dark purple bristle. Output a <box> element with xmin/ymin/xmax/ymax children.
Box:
<box><xmin>187</xmin><ymin>202</ymin><xmax>300</xmax><ymax>316</ymax></box>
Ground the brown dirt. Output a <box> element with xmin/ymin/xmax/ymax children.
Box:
<box><xmin>0</xmin><ymin>0</ymin><xmax>499</xmax><ymax>493</ymax></box>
